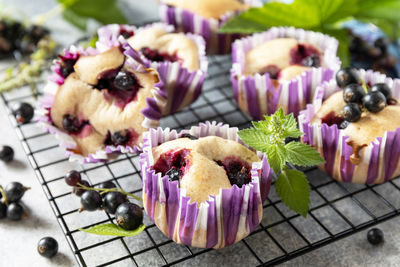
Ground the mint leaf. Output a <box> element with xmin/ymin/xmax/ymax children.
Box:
<box><xmin>285</xmin><ymin>142</ymin><xmax>325</xmax><ymax>167</ymax></box>
<box><xmin>266</xmin><ymin>144</ymin><xmax>287</xmax><ymax>174</ymax></box>
<box><xmin>58</xmin><ymin>0</ymin><xmax>128</xmax><ymax>30</ymax></box>
<box><xmin>238</xmin><ymin>128</ymin><xmax>271</xmax><ymax>152</ymax></box>
<box><xmin>281</xmin><ymin>113</ymin><xmax>303</xmax><ymax>138</ymax></box>
<box><xmin>79</xmin><ymin>223</ymin><xmax>146</xmax><ymax>237</ymax></box>
<box><xmin>219</xmin><ymin>0</ymin><xmax>358</xmax><ymax>33</ymax></box>
<box><xmin>275</xmin><ymin>169</ymin><xmax>310</xmax><ymax>217</ymax></box>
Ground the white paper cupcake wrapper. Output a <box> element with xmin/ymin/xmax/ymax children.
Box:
<box><xmin>231</xmin><ymin>27</ymin><xmax>341</xmax><ymax>120</ymax></box>
<box><xmin>139</xmin><ymin>121</ymin><xmax>273</xmax><ymax>248</ymax></box>
<box><xmin>159</xmin><ymin>1</ymin><xmax>262</xmax><ymax>54</ymax></box>
<box><xmin>97</xmin><ymin>23</ymin><xmax>208</xmax><ymax>115</ymax></box>
<box><xmin>298</xmin><ymin>69</ymin><xmax>400</xmax><ymax>183</ymax></box>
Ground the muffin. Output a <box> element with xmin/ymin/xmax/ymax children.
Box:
<box><xmin>159</xmin><ymin>0</ymin><xmax>261</xmax><ymax>54</ymax></box>
<box><xmin>38</xmin><ymin>45</ymin><xmax>167</xmax><ymax>163</ymax></box>
<box><xmin>231</xmin><ymin>27</ymin><xmax>341</xmax><ymax>120</ymax></box>
<box><xmin>299</xmin><ymin>69</ymin><xmax>400</xmax><ymax>183</ymax></box>
<box><xmin>140</xmin><ymin>121</ymin><xmax>273</xmax><ymax>248</ymax></box>
<box><xmin>97</xmin><ymin>23</ymin><xmax>207</xmax><ymax>115</ymax></box>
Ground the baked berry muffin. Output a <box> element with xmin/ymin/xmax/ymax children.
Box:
<box><xmin>159</xmin><ymin>0</ymin><xmax>261</xmax><ymax>54</ymax></box>
<box><xmin>140</xmin><ymin>122</ymin><xmax>273</xmax><ymax>248</ymax></box>
<box><xmin>299</xmin><ymin>68</ymin><xmax>400</xmax><ymax>183</ymax></box>
<box><xmin>97</xmin><ymin>23</ymin><xmax>207</xmax><ymax>115</ymax></box>
<box><xmin>231</xmin><ymin>27</ymin><xmax>341</xmax><ymax>120</ymax></box>
<box><xmin>38</xmin><ymin>45</ymin><xmax>167</xmax><ymax>163</ymax></box>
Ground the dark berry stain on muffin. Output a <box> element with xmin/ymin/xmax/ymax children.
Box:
<box><xmin>153</xmin><ymin>149</ymin><xmax>191</xmax><ymax>180</ymax></box>
<box><xmin>119</xmin><ymin>26</ymin><xmax>134</xmax><ymax>39</ymax></box>
<box><xmin>321</xmin><ymin>111</ymin><xmax>347</xmax><ymax>129</ymax></box>
<box><xmin>290</xmin><ymin>44</ymin><xmax>321</xmax><ymax>67</ymax></box>
<box><xmin>96</xmin><ymin>69</ymin><xmax>142</xmax><ymax>109</ymax></box>
<box><xmin>58</xmin><ymin>54</ymin><xmax>80</xmax><ymax>78</ymax></box>
<box><xmin>104</xmin><ymin>129</ymin><xmax>139</xmax><ymax>146</ymax></box>
<box><xmin>218</xmin><ymin>156</ymin><xmax>252</xmax><ymax>188</ymax></box>
<box><xmin>62</xmin><ymin>114</ymin><xmax>89</xmax><ymax>134</ymax></box>
<box><xmin>259</xmin><ymin>65</ymin><xmax>281</xmax><ymax>79</ymax></box>
<box><xmin>140</xmin><ymin>47</ymin><xmax>180</xmax><ymax>63</ymax></box>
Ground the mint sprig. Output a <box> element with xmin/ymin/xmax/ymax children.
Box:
<box><xmin>220</xmin><ymin>0</ymin><xmax>400</xmax><ymax>66</ymax></box>
<box><xmin>80</xmin><ymin>223</ymin><xmax>146</xmax><ymax>237</ymax></box>
<box><xmin>238</xmin><ymin>108</ymin><xmax>325</xmax><ymax>217</ymax></box>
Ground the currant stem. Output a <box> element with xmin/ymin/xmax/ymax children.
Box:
<box><xmin>361</xmin><ymin>80</ymin><xmax>369</xmax><ymax>94</ymax></box>
<box><xmin>0</xmin><ymin>185</ymin><xmax>9</xmax><ymax>206</ymax></box>
<box><xmin>76</xmin><ymin>183</ymin><xmax>143</xmax><ymax>202</ymax></box>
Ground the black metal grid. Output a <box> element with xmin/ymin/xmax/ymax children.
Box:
<box><xmin>2</xmin><ymin>55</ymin><xmax>400</xmax><ymax>266</ymax></box>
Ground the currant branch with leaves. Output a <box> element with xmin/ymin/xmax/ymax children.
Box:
<box><xmin>238</xmin><ymin>108</ymin><xmax>325</xmax><ymax>217</ymax></box>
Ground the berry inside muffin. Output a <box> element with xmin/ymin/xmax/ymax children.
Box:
<box><xmin>245</xmin><ymin>38</ymin><xmax>322</xmax><ymax>81</ymax></box>
<box><xmin>151</xmin><ymin>135</ymin><xmax>260</xmax><ymax>205</ymax></box>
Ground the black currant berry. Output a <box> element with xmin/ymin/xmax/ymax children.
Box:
<box><xmin>374</xmin><ymin>37</ymin><xmax>389</xmax><ymax>55</ymax></box>
<box><xmin>115</xmin><ymin>202</ymin><xmax>143</xmax><ymax>230</ymax></box>
<box><xmin>104</xmin><ymin>192</ymin><xmax>127</xmax><ymax>214</ymax></box>
<box><xmin>336</xmin><ymin>68</ymin><xmax>360</xmax><ymax>88</ymax></box>
<box><xmin>363</xmin><ymin>91</ymin><xmax>387</xmax><ymax>113</ymax></box>
<box><xmin>303</xmin><ymin>54</ymin><xmax>320</xmax><ymax>67</ymax></box>
<box><xmin>13</xmin><ymin>102</ymin><xmax>34</xmax><ymax>123</ymax></box>
<box><xmin>342</xmin><ymin>103</ymin><xmax>362</xmax><ymax>122</ymax></box>
<box><xmin>62</xmin><ymin>114</ymin><xmax>81</xmax><ymax>133</ymax></box>
<box><xmin>65</xmin><ymin>170</ymin><xmax>81</xmax><ymax>186</ymax></box>
<box><xmin>111</xmin><ymin>131</ymin><xmax>130</xmax><ymax>146</ymax></box>
<box><xmin>180</xmin><ymin>133</ymin><xmax>198</xmax><ymax>140</ymax></box>
<box><xmin>0</xmin><ymin>202</ymin><xmax>6</xmax><ymax>219</ymax></box>
<box><xmin>367</xmin><ymin>228</ymin><xmax>384</xmax><ymax>245</ymax></box>
<box><xmin>5</xmin><ymin>182</ymin><xmax>29</xmax><ymax>202</ymax></box>
<box><xmin>80</xmin><ymin>191</ymin><xmax>102</xmax><ymax>211</ymax></box>
<box><xmin>166</xmin><ymin>167</ymin><xmax>181</xmax><ymax>182</ymax></box>
<box><xmin>371</xmin><ymin>83</ymin><xmax>392</xmax><ymax>100</ymax></box>
<box><xmin>7</xmin><ymin>202</ymin><xmax>24</xmax><ymax>221</ymax></box>
<box><xmin>72</xmin><ymin>179</ymin><xmax>90</xmax><ymax>197</ymax></box>
<box><xmin>114</xmin><ymin>71</ymin><xmax>135</xmax><ymax>90</ymax></box>
<box><xmin>343</xmin><ymin>84</ymin><xmax>365</xmax><ymax>104</ymax></box>
<box><xmin>98</xmin><ymin>181</ymin><xmax>117</xmax><ymax>190</ymax></box>
<box><xmin>0</xmin><ymin>145</ymin><xmax>14</xmax><ymax>162</ymax></box>
<box><xmin>37</xmin><ymin>237</ymin><xmax>58</xmax><ymax>258</ymax></box>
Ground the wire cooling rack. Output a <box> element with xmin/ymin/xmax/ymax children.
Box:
<box><xmin>2</xmin><ymin>55</ymin><xmax>400</xmax><ymax>267</ymax></box>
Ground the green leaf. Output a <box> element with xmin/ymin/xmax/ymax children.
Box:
<box><xmin>275</xmin><ymin>169</ymin><xmax>310</xmax><ymax>217</ymax></box>
<box><xmin>281</xmin><ymin>113</ymin><xmax>303</xmax><ymax>139</ymax></box>
<box><xmin>265</xmin><ymin>144</ymin><xmax>287</xmax><ymax>174</ymax></box>
<box><xmin>58</xmin><ymin>0</ymin><xmax>128</xmax><ymax>30</ymax></box>
<box><xmin>355</xmin><ymin>0</ymin><xmax>400</xmax><ymax>21</ymax></box>
<box><xmin>79</xmin><ymin>223</ymin><xmax>146</xmax><ymax>237</ymax></box>
<box><xmin>285</xmin><ymin>142</ymin><xmax>325</xmax><ymax>167</ymax></box>
<box><xmin>219</xmin><ymin>0</ymin><xmax>358</xmax><ymax>33</ymax></box>
<box><xmin>238</xmin><ymin>128</ymin><xmax>271</xmax><ymax>152</ymax></box>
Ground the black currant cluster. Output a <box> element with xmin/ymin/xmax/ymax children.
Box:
<box><xmin>349</xmin><ymin>33</ymin><xmax>398</xmax><ymax>78</ymax></box>
<box><xmin>0</xmin><ymin>182</ymin><xmax>30</xmax><ymax>221</ymax></box>
<box><xmin>65</xmin><ymin>170</ymin><xmax>143</xmax><ymax>230</ymax></box>
<box><xmin>336</xmin><ymin>67</ymin><xmax>395</xmax><ymax>124</ymax></box>
<box><xmin>12</xmin><ymin>102</ymin><xmax>34</xmax><ymax>124</ymax></box>
<box><xmin>0</xmin><ymin>19</ymin><xmax>49</xmax><ymax>58</ymax></box>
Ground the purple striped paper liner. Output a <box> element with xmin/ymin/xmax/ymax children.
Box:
<box><xmin>139</xmin><ymin>121</ymin><xmax>273</xmax><ymax>248</ymax></box>
<box><xmin>298</xmin><ymin>69</ymin><xmax>400</xmax><ymax>184</ymax></box>
<box><xmin>231</xmin><ymin>27</ymin><xmax>341</xmax><ymax>120</ymax></box>
<box><xmin>158</xmin><ymin>1</ymin><xmax>262</xmax><ymax>54</ymax></box>
<box><xmin>98</xmin><ymin>23</ymin><xmax>208</xmax><ymax>115</ymax></box>
<box><xmin>36</xmin><ymin>46</ymin><xmax>167</xmax><ymax>164</ymax></box>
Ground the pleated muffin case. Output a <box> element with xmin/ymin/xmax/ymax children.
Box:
<box><xmin>37</xmin><ymin>45</ymin><xmax>167</xmax><ymax>163</ymax></box>
<box><xmin>139</xmin><ymin>122</ymin><xmax>273</xmax><ymax>248</ymax></box>
<box><xmin>299</xmin><ymin>70</ymin><xmax>400</xmax><ymax>184</ymax></box>
<box><xmin>231</xmin><ymin>27</ymin><xmax>341</xmax><ymax>120</ymax></box>
<box><xmin>97</xmin><ymin>23</ymin><xmax>208</xmax><ymax>115</ymax></box>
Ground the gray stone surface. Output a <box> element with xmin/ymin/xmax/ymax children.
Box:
<box><xmin>1</xmin><ymin>1</ymin><xmax>400</xmax><ymax>267</ymax></box>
